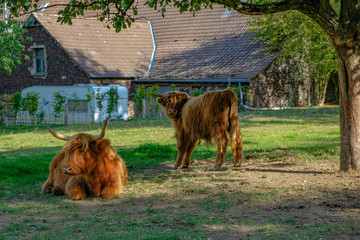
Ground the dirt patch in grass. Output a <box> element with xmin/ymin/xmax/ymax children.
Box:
<box><xmin>124</xmin><ymin>159</ymin><xmax>360</xmax><ymax>239</ymax></box>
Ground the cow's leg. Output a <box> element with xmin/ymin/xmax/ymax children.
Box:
<box><xmin>65</xmin><ymin>176</ymin><xmax>86</xmax><ymax>200</ymax></box>
<box><xmin>182</xmin><ymin>140</ymin><xmax>197</xmax><ymax>168</ymax></box>
<box><xmin>215</xmin><ymin>132</ymin><xmax>228</xmax><ymax>168</ymax></box>
<box><xmin>41</xmin><ymin>174</ymin><xmax>54</xmax><ymax>194</ymax></box>
<box><xmin>174</xmin><ymin>133</ymin><xmax>187</xmax><ymax>169</ymax></box>
<box><xmin>230</xmin><ymin>124</ymin><xmax>243</xmax><ymax>167</ymax></box>
<box><xmin>41</xmin><ymin>153</ymin><xmax>66</xmax><ymax>195</ymax></box>
<box><xmin>174</xmin><ymin>147</ymin><xmax>186</xmax><ymax>169</ymax></box>
<box><xmin>101</xmin><ymin>186</ymin><xmax>120</xmax><ymax>199</ymax></box>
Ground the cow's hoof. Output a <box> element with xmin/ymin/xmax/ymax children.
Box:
<box><xmin>70</xmin><ymin>196</ymin><xmax>84</xmax><ymax>201</ymax></box>
<box><xmin>181</xmin><ymin>165</ymin><xmax>189</xmax><ymax>168</ymax></box>
<box><xmin>171</xmin><ymin>166</ymin><xmax>180</xmax><ymax>170</ymax></box>
<box><xmin>41</xmin><ymin>189</ymin><xmax>50</xmax><ymax>195</ymax></box>
<box><xmin>233</xmin><ymin>164</ymin><xmax>242</xmax><ymax>167</ymax></box>
<box><xmin>51</xmin><ymin>187</ymin><xmax>63</xmax><ymax>196</ymax></box>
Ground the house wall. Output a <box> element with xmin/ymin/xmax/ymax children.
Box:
<box><xmin>250</xmin><ymin>58</ymin><xmax>311</xmax><ymax>108</ymax></box>
<box><xmin>0</xmin><ymin>25</ymin><xmax>90</xmax><ymax>95</ymax></box>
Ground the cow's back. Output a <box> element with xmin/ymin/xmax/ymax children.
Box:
<box><xmin>180</xmin><ymin>89</ymin><xmax>235</xmax><ymax>142</ymax></box>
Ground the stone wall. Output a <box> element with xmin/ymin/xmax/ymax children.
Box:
<box><xmin>250</xmin><ymin>58</ymin><xmax>311</xmax><ymax>108</ymax></box>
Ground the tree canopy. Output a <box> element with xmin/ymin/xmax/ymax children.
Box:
<box><xmin>0</xmin><ymin>18</ymin><xmax>31</xmax><ymax>75</ymax></box>
<box><xmin>251</xmin><ymin>11</ymin><xmax>337</xmax><ymax>104</ymax></box>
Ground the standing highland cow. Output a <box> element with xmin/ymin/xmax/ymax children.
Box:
<box><xmin>153</xmin><ymin>89</ymin><xmax>243</xmax><ymax>169</ymax></box>
<box><xmin>41</xmin><ymin>118</ymin><xmax>128</xmax><ymax>200</ymax></box>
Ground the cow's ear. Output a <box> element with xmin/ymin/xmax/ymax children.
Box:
<box><xmin>95</xmin><ymin>139</ymin><xmax>115</xmax><ymax>159</ymax></box>
<box><xmin>95</xmin><ymin>139</ymin><xmax>111</xmax><ymax>152</ymax></box>
<box><xmin>181</xmin><ymin>93</ymin><xmax>190</xmax><ymax>102</ymax></box>
<box><xmin>156</xmin><ymin>97</ymin><xmax>166</xmax><ymax>107</ymax></box>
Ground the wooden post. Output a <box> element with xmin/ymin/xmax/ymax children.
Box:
<box><xmin>142</xmin><ymin>99</ymin><xmax>146</xmax><ymax>118</ymax></box>
<box><xmin>238</xmin><ymin>82</ymin><xmax>243</xmax><ymax>107</ymax></box>
<box><xmin>64</xmin><ymin>103</ymin><xmax>68</xmax><ymax>126</ymax></box>
<box><xmin>256</xmin><ymin>95</ymin><xmax>259</xmax><ymax>111</ymax></box>
<box><xmin>308</xmin><ymin>80</ymin><xmax>311</xmax><ymax>107</ymax></box>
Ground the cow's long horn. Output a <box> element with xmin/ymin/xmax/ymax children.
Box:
<box><xmin>151</xmin><ymin>93</ymin><xmax>163</xmax><ymax>97</ymax></box>
<box><xmin>44</xmin><ymin>120</ymin><xmax>72</xmax><ymax>141</ymax></box>
<box><xmin>93</xmin><ymin>117</ymin><xmax>109</xmax><ymax>141</ymax></box>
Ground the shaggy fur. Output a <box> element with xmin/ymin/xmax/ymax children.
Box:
<box><xmin>155</xmin><ymin>89</ymin><xmax>243</xmax><ymax>168</ymax></box>
<box><xmin>41</xmin><ymin>133</ymin><xmax>128</xmax><ymax>200</ymax></box>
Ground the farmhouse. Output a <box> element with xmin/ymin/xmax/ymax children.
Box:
<box><xmin>0</xmin><ymin>0</ymin><xmax>311</xmax><ymax>109</ymax></box>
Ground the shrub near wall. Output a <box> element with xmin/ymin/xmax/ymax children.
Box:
<box><xmin>132</xmin><ymin>85</ymin><xmax>159</xmax><ymax>118</ymax></box>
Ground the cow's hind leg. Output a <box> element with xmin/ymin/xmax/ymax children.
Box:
<box><xmin>229</xmin><ymin>124</ymin><xmax>243</xmax><ymax>167</ymax></box>
<box><xmin>174</xmin><ymin>148</ymin><xmax>185</xmax><ymax>169</ymax></box>
<box><xmin>101</xmin><ymin>186</ymin><xmax>119</xmax><ymax>199</ymax></box>
<box><xmin>215</xmin><ymin>132</ymin><xmax>228</xmax><ymax>168</ymax></box>
<box><xmin>65</xmin><ymin>176</ymin><xmax>86</xmax><ymax>200</ymax></box>
<box><xmin>182</xmin><ymin>140</ymin><xmax>197</xmax><ymax>168</ymax></box>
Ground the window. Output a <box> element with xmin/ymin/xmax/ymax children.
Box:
<box><xmin>68</xmin><ymin>100</ymin><xmax>88</xmax><ymax>112</ymax></box>
<box><xmin>34</xmin><ymin>48</ymin><xmax>45</xmax><ymax>74</ymax></box>
<box><xmin>29</xmin><ymin>45</ymin><xmax>47</xmax><ymax>76</ymax></box>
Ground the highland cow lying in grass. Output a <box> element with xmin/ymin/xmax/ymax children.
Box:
<box><xmin>41</xmin><ymin>118</ymin><xmax>128</xmax><ymax>200</ymax></box>
<box><xmin>153</xmin><ymin>89</ymin><xmax>243</xmax><ymax>169</ymax></box>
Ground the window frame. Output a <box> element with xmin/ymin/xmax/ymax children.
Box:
<box><xmin>68</xmin><ymin>99</ymin><xmax>89</xmax><ymax>112</ymax></box>
<box><xmin>29</xmin><ymin>45</ymin><xmax>47</xmax><ymax>77</ymax></box>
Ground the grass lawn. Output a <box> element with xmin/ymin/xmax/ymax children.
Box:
<box><xmin>0</xmin><ymin>106</ymin><xmax>359</xmax><ymax>239</ymax></box>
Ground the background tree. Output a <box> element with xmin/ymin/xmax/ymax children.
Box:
<box><xmin>250</xmin><ymin>11</ymin><xmax>338</xmax><ymax>105</ymax></box>
<box><xmin>3</xmin><ymin>0</ymin><xmax>360</xmax><ymax>172</ymax></box>
<box><xmin>0</xmin><ymin>18</ymin><xmax>31</xmax><ymax>75</ymax></box>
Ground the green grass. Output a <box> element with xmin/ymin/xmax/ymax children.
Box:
<box><xmin>1</xmin><ymin>107</ymin><xmax>359</xmax><ymax>240</ymax></box>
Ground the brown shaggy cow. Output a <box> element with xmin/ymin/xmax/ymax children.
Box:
<box><xmin>153</xmin><ymin>89</ymin><xmax>243</xmax><ymax>168</ymax></box>
<box><xmin>41</xmin><ymin>118</ymin><xmax>128</xmax><ymax>200</ymax></box>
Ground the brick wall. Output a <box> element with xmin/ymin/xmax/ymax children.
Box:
<box><xmin>0</xmin><ymin>25</ymin><xmax>90</xmax><ymax>95</ymax></box>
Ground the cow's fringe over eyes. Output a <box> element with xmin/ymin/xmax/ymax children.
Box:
<box><xmin>63</xmin><ymin>134</ymin><xmax>91</xmax><ymax>155</ymax></box>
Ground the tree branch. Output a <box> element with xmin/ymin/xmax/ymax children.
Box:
<box><xmin>211</xmin><ymin>0</ymin><xmax>339</xmax><ymax>38</ymax></box>
<box><xmin>339</xmin><ymin>0</ymin><xmax>360</xmax><ymax>45</ymax></box>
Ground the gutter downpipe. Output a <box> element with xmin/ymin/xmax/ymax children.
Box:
<box><xmin>3</xmin><ymin>3</ymin><xmax>8</xmax><ymax>24</ymax></box>
<box><xmin>144</xmin><ymin>20</ymin><xmax>157</xmax><ymax>77</ymax></box>
<box><xmin>238</xmin><ymin>82</ymin><xmax>243</xmax><ymax>105</ymax></box>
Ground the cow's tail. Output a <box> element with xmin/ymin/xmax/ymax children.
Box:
<box><xmin>227</xmin><ymin>89</ymin><xmax>243</xmax><ymax>167</ymax></box>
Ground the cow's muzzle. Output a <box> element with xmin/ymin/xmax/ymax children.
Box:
<box><xmin>63</xmin><ymin>167</ymin><xmax>73</xmax><ymax>175</ymax></box>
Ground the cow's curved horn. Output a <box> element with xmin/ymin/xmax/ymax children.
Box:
<box><xmin>151</xmin><ymin>93</ymin><xmax>163</xmax><ymax>97</ymax></box>
<box><xmin>93</xmin><ymin>117</ymin><xmax>109</xmax><ymax>141</ymax></box>
<box><xmin>44</xmin><ymin>120</ymin><xmax>72</xmax><ymax>141</ymax></box>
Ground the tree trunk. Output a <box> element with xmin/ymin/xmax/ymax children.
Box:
<box><xmin>316</xmin><ymin>73</ymin><xmax>331</xmax><ymax>106</ymax></box>
<box><xmin>336</xmin><ymin>45</ymin><xmax>360</xmax><ymax>171</ymax></box>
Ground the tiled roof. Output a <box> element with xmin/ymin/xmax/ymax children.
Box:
<box><xmin>18</xmin><ymin>0</ymin><xmax>276</xmax><ymax>80</ymax></box>
<box><xmin>136</xmin><ymin>3</ymin><xmax>277</xmax><ymax>80</ymax></box>
<box><xmin>29</xmin><ymin>12</ymin><xmax>154</xmax><ymax>77</ymax></box>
